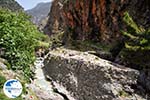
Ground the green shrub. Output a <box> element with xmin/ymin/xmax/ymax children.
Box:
<box><xmin>121</xmin><ymin>12</ymin><xmax>150</xmax><ymax>68</ymax></box>
<box><xmin>122</xmin><ymin>12</ymin><xmax>150</xmax><ymax>51</ymax></box>
<box><xmin>49</xmin><ymin>31</ymin><xmax>64</xmax><ymax>49</ymax></box>
<box><xmin>0</xmin><ymin>92</ymin><xmax>22</xmax><ymax>100</ymax></box>
<box><xmin>0</xmin><ymin>9</ymin><xmax>47</xmax><ymax>81</ymax></box>
<box><xmin>0</xmin><ymin>75</ymin><xmax>6</xmax><ymax>89</ymax></box>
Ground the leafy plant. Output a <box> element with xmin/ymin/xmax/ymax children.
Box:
<box><xmin>0</xmin><ymin>9</ymin><xmax>48</xmax><ymax>81</ymax></box>
<box><xmin>122</xmin><ymin>12</ymin><xmax>150</xmax><ymax>51</ymax></box>
<box><xmin>120</xmin><ymin>12</ymin><xmax>150</xmax><ymax>68</ymax></box>
<box><xmin>49</xmin><ymin>31</ymin><xmax>64</xmax><ymax>49</ymax></box>
<box><xmin>0</xmin><ymin>75</ymin><xmax>6</xmax><ymax>89</ymax></box>
<box><xmin>0</xmin><ymin>92</ymin><xmax>22</xmax><ymax>100</ymax></box>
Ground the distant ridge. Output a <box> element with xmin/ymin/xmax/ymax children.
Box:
<box><xmin>26</xmin><ymin>2</ymin><xmax>52</xmax><ymax>25</ymax></box>
<box><xmin>0</xmin><ymin>0</ymin><xmax>23</xmax><ymax>11</ymax></box>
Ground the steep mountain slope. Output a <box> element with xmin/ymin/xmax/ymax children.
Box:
<box><xmin>26</xmin><ymin>2</ymin><xmax>52</xmax><ymax>25</ymax></box>
<box><xmin>0</xmin><ymin>0</ymin><xmax>23</xmax><ymax>11</ymax></box>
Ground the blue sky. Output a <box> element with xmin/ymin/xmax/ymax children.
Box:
<box><xmin>16</xmin><ymin>0</ymin><xmax>53</xmax><ymax>10</ymax></box>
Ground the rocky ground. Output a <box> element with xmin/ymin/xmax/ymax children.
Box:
<box><xmin>0</xmin><ymin>56</ymin><xmax>70</xmax><ymax>100</ymax></box>
<box><xmin>0</xmin><ymin>47</ymin><xmax>149</xmax><ymax>100</ymax></box>
<box><xmin>43</xmin><ymin>47</ymin><xmax>147</xmax><ymax>100</ymax></box>
<box><xmin>29</xmin><ymin>57</ymin><xmax>65</xmax><ymax>100</ymax></box>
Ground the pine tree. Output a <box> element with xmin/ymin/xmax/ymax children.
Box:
<box><xmin>122</xmin><ymin>12</ymin><xmax>150</xmax><ymax>51</ymax></box>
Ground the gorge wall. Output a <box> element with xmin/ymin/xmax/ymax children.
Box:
<box><xmin>44</xmin><ymin>0</ymin><xmax>150</xmax><ymax>44</ymax></box>
<box><xmin>26</xmin><ymin>2</ymin><xmax>52</xmax><ymax>25</ymax></box>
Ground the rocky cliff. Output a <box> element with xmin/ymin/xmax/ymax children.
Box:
<box><xmin>44</xmin><ymin>0</ymin><xmax>150</xmax><ymax>44</ymax></box>
<box><xmin>43</xmin><ymin>0</ymin><xmax>65</xmax><ymax>35</ymax></box>
<box><xmin>26</xmin><ymin>2</ymin><xmax>52</xmax><ymax>25</ymax></box>
<box><xmin>0</xmin><ymin>0</ymin><xmax>23</xmax><ymax>11</ymax></box>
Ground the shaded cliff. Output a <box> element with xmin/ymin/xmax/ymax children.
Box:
<box><xmin>0</xmin><ymin>0</ymin><xmax>23</xmax><ymax>11</ymax></box>
<box><xmin>43</xmin><ymin>0</ymin><xmax>65</xmax><ymax>35</ymax></box>
<box><xmin>44</xmin><ymin>0</ymin><xmax>150</xmax><ymax>44</ymax></box>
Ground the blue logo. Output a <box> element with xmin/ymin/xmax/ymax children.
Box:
<box><xmin>3</xmin><ymin>79</ymin><xmax>22</xmax><ymax>98</ymax></box>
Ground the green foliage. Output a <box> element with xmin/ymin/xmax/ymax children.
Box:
<box><xmin>49</xmin><ymin>32</ymin><xmax>64</xmax><ymax>49</ymax></box>
<box><xmin>120</xmin><ymin>12</ymin><xmax>150</xmax><ymax>68</ymax></box>
<box><xmin>35</xmin><ymin>33</ymin><xmax>50</xmax><ymax>49</ymax></box>
<box><xmin>0</xmin><ymin>92</ymin><xmax>22</xmax><ymax>100</ymax></box>
<box><xmin>122</xmin><ymin>12</ymin><xmax>150</xmax><ymax>51</ymax></box>
<box><xmin>0</xmin><ymin>75</ymin><xmax>6</xmax><ymax>89</ymax></box>
<box><xmin>119</xmin><ymin>49</ymin><xmax>150</xmax><ymax>68</ymax></box>
<box><xmin>0</xmin><ymin>0</ymin><xmax>23</xmax><ymax>12</ymax></box>
<box><xmin>0</xmin><ymin>9</ymin><xmax>47</xmax><ymax>81</ymax></box>
<box><xmin>119</xmin><ymin>90</ymin><xmax>129</xmax><ymax>97</ymax></box>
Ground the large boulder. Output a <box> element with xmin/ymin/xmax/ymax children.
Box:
<box><xmin>44</xmin><ymin>48</ymin><xmax>144</xmax><ymax>100</ymax></box>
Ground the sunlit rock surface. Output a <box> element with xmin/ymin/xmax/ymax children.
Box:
<box><xmin>26</xmin><ymin>2</ymin><xmax>52</xmax><ymax>25</ymax></box>
<box><xmin>44</xmin><ymin>48</ymin><xmax>145</xmax><ymax>100</ymax></box>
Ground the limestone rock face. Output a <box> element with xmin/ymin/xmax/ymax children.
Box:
<box><xmin>26</xmin><ymin>2</ymin><xmax>52</xmax><ymax>25</ymax></box>
<box><xmin>44</xmin><ymin>48</ymin><xmax>144</xmax><ymax>100</ymax></box>
<box><xmin>44</xmin><ymin>0</ymin><xmax>150</xmax><ymax>43</ymax></box>
<box><xmin>43</xmin><ymin>0</ymin><xmax>65</xmax><ymax>35</ymax></box>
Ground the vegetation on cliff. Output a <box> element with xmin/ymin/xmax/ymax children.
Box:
<box><xmin>26</xmin><ymin>2</ymin><xmax>51</xmax><ymax>25</ymax></box>
<box><xmin>0</xmin><ymin>0</ymin><xmax>23</xmax><ymax>11</ymax></box>
<box><xmin>120</xmin><ymin>12</ymin><xmax>150</xmax><ymax>68</ymax></box>
<box><xmin>122</xmin><ymin>12</ymin><xmax>150</xmax><ymax>51</ymax></box>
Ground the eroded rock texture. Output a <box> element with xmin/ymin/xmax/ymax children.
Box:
<box><xmin>26</xmin><ymin>2</ymin><xmax>52</xmax><ymax>25</ymax></box>
<box><xmin>43</xmin><ymin>48</ymin><xmax>145</xmax><ymax>100</ymax></box>
<box><xmin>43</xmin><ymin>0</ymin><xmax>65</xmax><ymax>35</ymax></box>
<box><xmin>44</xmin><ymin>0</ymin><xmax>150</xmax><ymax>44</ymax></box>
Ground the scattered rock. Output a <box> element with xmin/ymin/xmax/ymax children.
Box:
<box><xmin>0</xmin><ymin>61</ymin><xmax>7</xmax><ymax>70</ymax></box>
<box><xmin>0</xmin><ymin>70</ymin><xmax>16</xmax><ymax>80</ymax></box>
<box><xmin>30</xmin><ymin>57</ymin><xmax>74</xmax><ymax>100</ymax></box>
<box><xmin>0</xmin><ymin>58</ymin><xmax>8</xmax><ymax>70</ymax></box>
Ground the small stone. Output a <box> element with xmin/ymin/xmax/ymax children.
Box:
<box><xmin>0</xmin><ymin>61</ymin><xmax>7</xmax><ymax>70</ymax></box>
